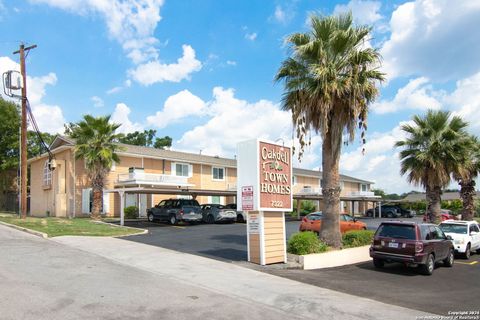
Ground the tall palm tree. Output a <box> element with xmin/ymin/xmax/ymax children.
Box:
<box><xmin>275</xmin><ymin>13</ymin><xmax>384</xmax><ymax>247</ymax></box>
<box><xmin>68</xmin><ymin>115</ymin><xmax>123</xmax><ymax>219</ymax></box>
<box><xmin>456</xmin><ymin>136</ymin><xmax>480</xmax><ymax>221</ymax></box>
<box><xmin>395</xmin><ymin>110</ymin><xmax>470</xmax><ymax>224</ymax></box>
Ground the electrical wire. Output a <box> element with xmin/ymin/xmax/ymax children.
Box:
<box><xmin>25</xmin><ymin>98</ymin><xmax>54</xmax><ymax>161</ymax></box>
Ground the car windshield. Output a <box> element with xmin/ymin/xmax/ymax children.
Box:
<box><xmin>307</xmin><ymin>213</ymin><xmax>322</xmax><ymax>221</ymax></box>
<box><xmin>377</xmin><ymin>224</ymin><xmax>416</xmax><ymax>240</ymax></box>
<box><xmin>439</xmin><ymin>224</ymin><xmax>467</xmax><ymax>234</ymax></box>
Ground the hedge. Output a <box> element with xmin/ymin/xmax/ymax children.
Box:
<box><xmin>124</xmin><ymin>206</ymin><xmax>139</xmax><ymax>219</ymax></box>
<box><xmin>342</xmin><ymin>230</ymin><xmax>375</xmax><ymax>248</ymax></box>
<box><xmin>287</xmin><ymin>231</ymin><xmax>328</xmax><ymax>255</ymax></box>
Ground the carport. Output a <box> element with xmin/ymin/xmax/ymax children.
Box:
<box><xmin>105</xmin><ymin>186</ymin><xmax>237</xmax><ymax>226</ymax></box>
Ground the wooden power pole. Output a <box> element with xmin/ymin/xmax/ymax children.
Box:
<box><xmin>13</xmin><ymin>44</ymin><xmax>36</xmax><ymax>219</ymax></box>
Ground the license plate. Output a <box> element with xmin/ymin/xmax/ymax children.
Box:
<box><xmin>388</xmin><ymin>242</ymin><xmax>399</xmax><ymax>248</ymax></box>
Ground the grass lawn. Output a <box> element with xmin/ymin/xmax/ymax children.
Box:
<box><xmin>0</xmin><ymin>213</ymin><xmax>144</xmax><ymax>237</ymax></box>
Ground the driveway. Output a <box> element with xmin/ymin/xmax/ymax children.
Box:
<box><xmin>122</xmin><ymin>220</ymin><xmax>301</xmax><ymax>262</ymax></box>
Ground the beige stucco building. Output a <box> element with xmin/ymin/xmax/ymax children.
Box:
<box><xmin>28</xmin><ymin>136</ymin><xmax>378</xmax><ymax>218</ymax></box>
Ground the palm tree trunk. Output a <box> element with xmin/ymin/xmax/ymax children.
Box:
<box><xmin>426</xmin><ymin>185</ymin><xmax>442</xmax><ymax>224</ymax></box>
<box><xmin>91</xmin><ymin>175</ymin><xmax>103</xmax><ymax>220</ymax></box>
<box><xmin>460</xmin><ymin>179</ymin><xmax>475</xmax><ymax>221</ymax></box>
<box><xmin>319</xmin><ymin>130</ymin><xmax>342</xmax><ymax>248</ymax></box>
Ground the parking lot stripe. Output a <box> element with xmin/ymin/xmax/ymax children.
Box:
<box><xmin>171</xmin><ymin>226</ymin><xmax>186</xmax><ymax>229</ymax></box>
<box><xmin>456</xmin><ymin>261</ymin><xmax>478</xmax><ymax>265</ymax></box>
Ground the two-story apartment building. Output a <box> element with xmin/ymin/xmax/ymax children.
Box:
<box><xmin>28</xmin><ymin>136</ymin><xmax>378</xmax><ymax>218</ymax></box>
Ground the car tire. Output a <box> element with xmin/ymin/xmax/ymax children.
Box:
<box><xmin>421</xmin><ymin>254</ymin><xmax>435</xmax><ymax>275</ymax></box>
<box><xmin>386</xmin><ymin>211</ymin><xmax>393</xmax><ymax>218</ymax></box>
<box><xmin>169</xmin><ymin>214</ymin><xmax>178</xmax><ymax>225</ymax></box>
<box><xmin>373</xmin><ymin>258</ymin><xmax>384</xmax><ymax>268</ymax></box>
<box><xmin>464</xmin><ymin>244</ymin><xmax>471</xmax><ymax>259</ymax></box>
<box><xmin>237</xmin><ymin>214</ymin><xmax>245</xmax><ymax>223</ymax></box>
<box><xmin>443</xmin><ymin>249</ymin><xmax>454</xmax><ymax>267</ymax></box>
<box><xmin>147</xmin><ymin>213</ymin><xmax>154</xmax><ymax>223</ymax></box>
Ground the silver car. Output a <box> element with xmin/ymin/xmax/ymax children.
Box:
<box><xmin>201</xmin><ymin>204</ymin><xmax>237</xmax><ymax>224</ymax></box>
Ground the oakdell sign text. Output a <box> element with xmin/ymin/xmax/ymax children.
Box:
<box><xmin>258</xmin><ymin>141</ymin><xmax>292</xmax><ymax>210</ymax></box>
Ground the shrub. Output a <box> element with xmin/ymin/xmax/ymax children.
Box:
<box><xmin>287</xmin><ymin>231</ymin><xmax>328</xmax><ymax>255</ymax></box>
<box><xmin>124</xmin><ymin>206</ymin><xmax>139</xmax><ymax>219</ymax></box>
<box><xmin>342</xmin><ymin>230</ymin><xmax>375</xmax><ymax>248</ymax></box>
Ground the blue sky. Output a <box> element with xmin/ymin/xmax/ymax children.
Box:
<box><xmin>1</xmin><ymin>0</ymin><xmax>480</xmax><ymax>194</ymax></box>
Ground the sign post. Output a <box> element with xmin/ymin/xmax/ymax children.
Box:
<box><xmin>237</xmin><ymin>139</ymin><xmax>292</xmax><ymax>265</ymax></box>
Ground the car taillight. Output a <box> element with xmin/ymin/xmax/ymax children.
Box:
<box><xmin>415</xmin><ymin>242</ymin><xmax>423</xmax><ymax>253</ymax></box>
<box><xmin>302</xmin><ymin>217</ymin><xmax>307</xmax><ymax>222</ymax></box>
<box><xmin>179</xmin><ymin>210</ymin><xmax>184</xmax><ymax>215</ymax></box>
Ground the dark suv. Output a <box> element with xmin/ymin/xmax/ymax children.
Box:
<box><xmin>147</xmin><ymin>199</ymin><xmax>202</xmax><ymax>225</ymax></box>
<box><xmin>365</xmin><ymin>205</ymin><xmax>415</xmax><ymax>218</ymax></box>
<box><xmin>369</xmin><ymin>221</ymin><xmax>454</xmax><ymax>275</ymax></box>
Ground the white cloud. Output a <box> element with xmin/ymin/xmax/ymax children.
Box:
<box><xmin>333</xmin><ymin>0</ymin><xmax>383</xmax><ymax>25</ymax></box>
<box><xmin>106</xmin><ymin>86</ymin><xmax>122</xmax><ymax>95</ymax></box>
<box><xmin>446</xmin><ymin>72</ymin><xmax>480</xmax><ymax>133</ymax></box>
<box><xmin>91</xmin><ymin>96</ymin><xmax>104</xmax><ymax>108</ymax></box>
<box><xmin>176</xmin><ymin>87</ymin><xmax>292</xmax><ymax>157</ymax></box>
<box><xmin>245</xmin><ymin>32</ymin><xmax>257</xmax><ymax>41</ymax></box>
<box><xmin>30</xmin><ymin>103</ymin><xmax>66</xmax><ymax>133</ymax></box>
<box><xmin>111</xmin><ymin>103</ymin><xmax>143</xmax><ymax>134</ymax></box>
<box><xmin>381</xmin><ymin>0</ymin><xmax>480</xmax><ymax>80</ymax></box>
<box><xmin>128</xmin><ymin>45</ymin><xmax>202</xmax><ymax>85</ymax></box>
<box><xmin>31</xmin><ymin>0</ymin><xmax>164</xmax><ymax>64</ymax></box>
<box><xmin>226</xmin><ymin>60</ymin><xmax>237</xmax><ymax>66</ymax></box>
<box><xmin>146</xmin><ymin>90</ymin><xmax>206</xmax><ymax>128</ymax></box>
<box><xmin>32</xmin><ymin>0</ymin><xmax>202</xmax><ymax>85</ymax></box>
<box><xmin>372</xmin><ymin>77</ymin><xmax>444</xmax><ymax>114</ymax></box>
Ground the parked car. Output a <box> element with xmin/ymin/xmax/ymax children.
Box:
<box><xmin>299</xmin><ymin>212</ymin><xmax>367</xmax><ymax>234</ymax></box>
<box><xmin>365</xmin><ymin>205</ymin><xmax>402</xmax><ymax>218</ymax></box>
<box><xmin>439</xmin><ymin>220</ymin><xmax>480</xmax><ymax>259</ymax></box>
<box><xmin>201</xmin><ymin>204</ymin><xmax>237</xmax><ymax>224</ymax></box>
<box><xmin>422</xmin><ymin>209</ymin><xmax>456</xmax><ymax>222</ymax></box>
<box><xmin>226</xmin><ymin>203</ymin><xmax>246</xmax><ymax>223</ymax></box>
<box><xmin>369</xmin><ymin>221</ymin><xmax>454</xmax><ymax>275</ymax></box>
<box><xmin>147</xmin><ymin>199</ymin><xmax>202</xmax><ymax>225</ymax></box>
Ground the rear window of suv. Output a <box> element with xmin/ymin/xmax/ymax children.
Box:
<box><xmin>376</xmin><ymin>224</ymin><xmax>417</xmax><ymax>240</ymax></box>
<box><xmin>180</xmin><ymin>200</ymin><xmax>200</xmax><ymax>206</ymax></box>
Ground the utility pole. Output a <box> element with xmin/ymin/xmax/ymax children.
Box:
<box><xmin>13</xmin><ymin>44</ymin><xmax>36</xmax><ymax>219</ymax></box>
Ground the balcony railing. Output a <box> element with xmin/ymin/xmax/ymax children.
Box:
<box><xmin>117</xmin><ymin>172</ymin><xmax>191</xmax><ymax>187</ymax></box>
<box><xmin>297</xmin><ymin>187</ymin><xmax>322</xmax><ymax>194</ymax></box>
<box><xmin>226</xmin><ymin>183</ymin><xmax>237</xmax><ymax>191</ymax></box>
<box><xmin>348</xmin><ymin>191</ymin><xmax>375</xmax><ymax>197</ymax></box>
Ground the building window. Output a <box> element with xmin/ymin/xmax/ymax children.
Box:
<box><xmin>292</xmin><ymin>175</ymin><xmax>297</xmax><ymax>185</ymax></box>
<box><xmin>340</xmin><ymin>181</ymin><xmax>345</xmax><ymax>190</ymax></box>
<box><xmin>43</xmin><ymin>160</ymin><xmax>52</xmax><ymax>186</ymax></box>
<box><xmin>212</xmin><ymin>167</ymin><xmax>225</xmax><ymax>180</ymax></box>
<box><xmin>361</xmin><ymin>184</ymin><xmax>368</xmax><ymax>192</ymax></box>
<box><xmin>172</xmin><ymin>162</ymin><xmax>191</xmax><ymax>177</ymax></box>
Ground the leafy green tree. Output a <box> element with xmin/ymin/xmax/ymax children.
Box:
<box><xmin>454</xmin><ymin>135</ymin><xmax>480</xmax><ymax>221</ymax></box>
<box><xmin>119</xmin><ymin>129</ymin><xmax>156</xmax><ymax>147</ymax></box>
<box><xmin>371</xmin><ymin>188</ymin><xmax>386</xmax><ymax>198</ymax></box>
<box><xmin>27</xmin><ymin>131</ymin><xmax>56</xmax><ymax>158</ymax></box>
<box><xmin>154</xmin><ymin>136</ymin><xmax>172</xmax><ymax>149</ymax></box>
<box><xmin>68</xmin><ymin>115</ymin><xmax>123</xmax><ymax>219</ymax></box>
<box><xmin>275</xmin><ymin>13</ymin><xmax>384</xmax><ymax>247</ymax></box>
<box><xmin>0</xmin><ymin>98</ymin><xmax>20</xmax><ymax>171</ymax></box>
<box><xmin>395</xmin><ymin>110</ymin><xmax>471</xmax><ymax>223</ymax></box>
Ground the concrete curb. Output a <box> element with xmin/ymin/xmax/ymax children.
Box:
<box><xmin>288</xmin><ymin>245</ymin><xmax>371</xmax><ymax>270</ymax></box>
<box><xmin>0</xmin><ymin>220</ymin><xmax>48</xmax><ymax>239</ymax></box>
<box><xmin>93</xmin><ymin>220</ymin><xmax>149</xmax><ymax>237</ymax></box>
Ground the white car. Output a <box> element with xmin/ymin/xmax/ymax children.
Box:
<box><xmin>439</xmin><ymin>220</ymin><xmax>480</xmax><ymax>259</ymax></box>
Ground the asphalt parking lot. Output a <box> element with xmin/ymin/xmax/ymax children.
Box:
<box><xmin>266</xmin><ymin>253</ymin><xmax>480</xmax><ymax>315</ymax></box>
<box><xmin>122</xmin><ymin>216</ymin><xmax>479</xmax><ymax>315</ymax></box>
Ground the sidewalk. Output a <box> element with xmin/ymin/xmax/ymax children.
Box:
<box><xmin>53</xmin><ymin>235</ymin><xmax>432</xmax><ymax>320</ymax></box>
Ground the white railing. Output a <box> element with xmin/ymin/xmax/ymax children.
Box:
<box><xmin>348</xmin><ymin>191</ymin><xmax>375</xmax><ymax>197</ymax></box>
<box><xmin>298</xmin><ymin>187</ymin><xmax>322</xmax><ymax>194</ymax></box>
<box><xmin>117</xmin><ymin>172</ymin><xmax>189</xmax><ymax>186</ymax></box>
<box><xmin>226</xmin><ymin>183</ymin><xmax>237</xmax><ymax>191</ymax></box>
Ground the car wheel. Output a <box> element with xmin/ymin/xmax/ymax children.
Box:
<box><xmin>373</xmin><ymin>258</ymin><xmax>384</xmax><ymax>268</ymax></box>
<box><xmin>421</xmin><ymin>254</ymin><xmax>435</xmax><ymax>275</ymax></box>
<box><xmin>443</xmin><ymin>249</ymin><xmax>454</xmax><ymax>267</ymax></box>
<box><xmin>147</xmin><ymin>213</ymin><xmax>154</xmax><ymax>223</ymax></box>
<box><xmin>207</xmin><ymin>215</ymin><xmax>215</xmax><ymax>224</ymax></box>
<box><xmin>464</xmin><ymin>244</ymin><xmax>471</xmax><ymax>259</ymax></box>
<box><xmin>169</xmin><ymin>214</ymin><xmax>178</xmax><ymax>225</ymax></box>
<box><xmin>237</xmin><ymin>214</ymin><xmax>245</xmax><ymax>223</ymax></box>
<box><xmin>362</xmin><ymin>227</ymin><xmax>367</xmax><ymax>230</ymax></box>
<box><xmin>386</xmin><ymin>211</ymin><xmax>393</xmax><ymax>218</ymax></box>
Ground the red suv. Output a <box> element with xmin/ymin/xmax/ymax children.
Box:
<box><xmin>369</xmin><ymin>221</ymin><xmax>454</xmax><ymax>275</ymax></box>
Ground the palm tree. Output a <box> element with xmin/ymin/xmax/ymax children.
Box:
<box><xmin>395</xmin><ymin>110</ymin><xmax>470</xmax><ymax>224</ymax></box>
<box><xmin>456</xmin><ymin>136</ymin><xmax>480</xmax><ymax>221</ymax></box>
<box><xmin>275</xmin><ymin>13</ymin><xmax>384</xmax><ymax>247</ymax></box>
<box><xmin>68</xmin><ymin>115</ymin><xmax>123</xmax><ymax>219</ymax></box>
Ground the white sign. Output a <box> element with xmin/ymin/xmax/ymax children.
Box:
<box><xmin>248</xmin><ymin>213</ymin><xmax>260</xmax><ymax>234</ymax></box>
<box><xmin>242</xmin><ymin>186</ymin><xmax>254</xmax><ymax>211</ymax></box>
